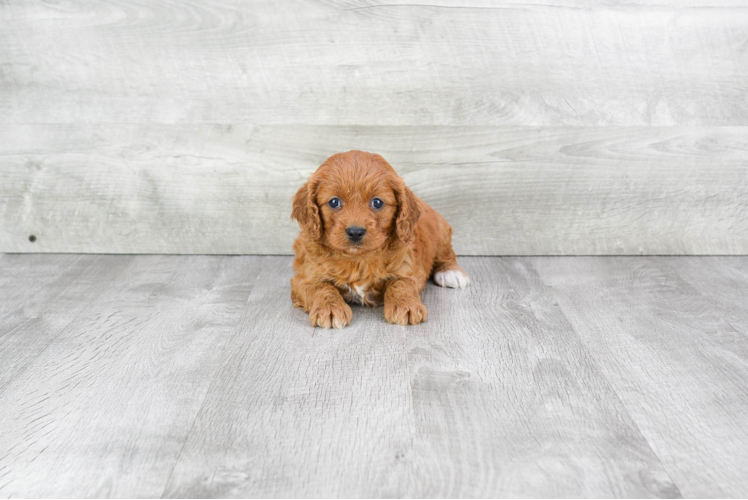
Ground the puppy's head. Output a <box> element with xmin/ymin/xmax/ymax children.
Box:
<box><xmin>292</xmin><ymin>150</ymin><xmax>420</xmax><ymax>253</ymax></box>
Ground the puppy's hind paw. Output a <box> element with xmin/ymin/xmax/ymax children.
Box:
<box><xmin>434</xmin><ymin>269</ymin><xmax>470</xmax><ymax>289</ymax></box>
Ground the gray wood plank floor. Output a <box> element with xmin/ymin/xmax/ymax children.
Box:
<box><xmin>1</xmin><ymin>255</ymin><xmax>746</xmax><ymax>498</ymax></box>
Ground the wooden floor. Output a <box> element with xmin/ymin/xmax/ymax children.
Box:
<box><xmin>1</xmin><ymin>255</ymin><xmax>747</xmax><ymax>498</ymax></box>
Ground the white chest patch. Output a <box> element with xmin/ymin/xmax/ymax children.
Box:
<box><xmin>340</xmin><ymin>282</ymin><xmax>381</xmax><ymax>306</ymax></box>
<box><xmin>353</xmin><ymin>284</ymin><xmax>367</xmax><ymax>301</ymax></box>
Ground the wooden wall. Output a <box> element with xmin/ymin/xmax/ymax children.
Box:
<box><xmin>1</xmin><ymin>0</ymin><xmax>746</xmax><ymax>255</ymax></box>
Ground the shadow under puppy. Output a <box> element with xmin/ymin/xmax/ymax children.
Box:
<box><xmin>291</xmin><ymin>150</ymin><xmax>469</xmax><ymax>328</ymax></box>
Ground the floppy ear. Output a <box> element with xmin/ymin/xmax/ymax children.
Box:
<box><xmin>291</xmin><ymin>179</ymin><xmax>322</xmax><ymax>240</ymax></box>
<box><xmin>393</xmin><ymin>179</ymin><xmax>421</xmax><ymax>243</ymax></box>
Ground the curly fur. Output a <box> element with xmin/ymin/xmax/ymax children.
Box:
<box><xmin>291</xmin><ymin>150</ymin><xmax>468</xmax><ymax>328</ymax></box>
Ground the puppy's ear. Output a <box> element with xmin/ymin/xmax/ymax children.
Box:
<box><xmin>394</xmin><ymin>179</ymin><xmax>421</xmax><ymax>243</ymax></box>
<box><xmin>291</xmin><ymin>180</ymin><xmax>322</xmax><ymax>240</ymax></box>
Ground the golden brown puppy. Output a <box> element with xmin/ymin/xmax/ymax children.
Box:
<box><xmin>291</xmin><ymin>150</ymin><xmax>469</xmax><ymax>328</ymax></box>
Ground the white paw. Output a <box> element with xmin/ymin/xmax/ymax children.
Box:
<box><xmin>434</xmin><ymin>269</ymin><xmax>470</xmax><ymax>289</ymax></box>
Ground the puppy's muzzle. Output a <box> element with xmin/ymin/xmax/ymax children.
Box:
<box><xmin>346</xmin><ymin>226</ymin><xmax>366</xmax><ymax>243</ymax></box>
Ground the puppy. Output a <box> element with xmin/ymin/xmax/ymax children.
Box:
<box><xmin>291</xmin><ymin>150</ymin><xmax>469</xmax><ymax>328</ymax></box>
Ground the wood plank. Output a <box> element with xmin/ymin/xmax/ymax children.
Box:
<box><xmin>533</xmin><ymin>256</ymin><xmax>748</xmax><ymax>497</ymax></box>
<box><xmin>162</xmin><ymin>257</ymin><xmax>420</xmax><ymax>497</ymax></box>
<box><xmin>2</xmin><ymin>255</ymin><xmax>747</xmax><ymax>496</ymax></box>
<box><xmin>0</xmin><ymin>255</ymin><xmax>264</xmax><ymax>497</ymax></box>
<box><xmin>407</xmin><ymin>257</ymin><xmax>680</xmax><ymax>497</ymax></box>
<box><xmin>1</xmin><ymin>0</ymin><xmax>747</xmax><ymax>126</ymax></box>
<box><xmin>657</xmin><ymin>257</ymin><xmax>748</xmax><ymax>332</ymax></box>
<box><xmin>163</xmin><ymin>257</ymin><xmax>680</xmax><ymax>497</ymax></box>
<box><xmin>0</xmin><ymin>254</ymin><xmax>84</xmax><ymax>318</ymax></box>
<box><xmin>0</xmin><ymin>254</ymin><xmax>135</xmax><ymax>391</ymax></box>
<box><xmin>1</xmin><ymin>125</ymin><xmax>746</xmax><ymax>255</ymax></box>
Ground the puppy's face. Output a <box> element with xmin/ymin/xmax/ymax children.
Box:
<box><xmin>292</xmin><ymin>151</ymin><xmax>420</xmax><ymax>254</ymax></box>
<box><xmin>316</xmin><ymin>164</ymin><xmax>398</xmax><ymax>253</ymax></box>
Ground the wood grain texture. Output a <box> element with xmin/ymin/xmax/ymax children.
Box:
<box><xmin>408</xmin><ymin>257</ymin><xmax>679</xmax><ymax>497</ymax></box>
<box><xmin>129</xmin><ymin>256</ymin><xmax>672</xmax><ymax>498</ymax></box>
<box><xmin>1</xmin><ymin>0</ymin><xmax>747</xmax><ymax>126</ymax></box>
<box><xmin>658</xmin><ymin>257</ymin><xmax>748</xmax><ymax>331</ymax></box>
<box><xmin>1</xmin><ymin>124</ymin><xmax>746</xmax><ymax>255</ymax></box>
<box><xmin>0</xmin><ymin>254</ymin><xmax>135</xmax><ymax>391</ymax></box>
<box><xmin>2</xmin><ymin>0</ymin><xmax>747</xmax><ymax>255</ymax></box>
<box><xmin>533</xmin><ymin>256</ymin><xmax>748</xmax><ymax>498</ymax></box>
<box><xmin>2</xmin><ymin>255</ymin><xmax>748</xmax><ymax>496</ymax></box>
<box><xmin>0</xmin><ymin>255</ymin><xmax>264</xmax><ymax>497</ymax></box>
<box><xmin>162</xmin><ymin>257</ymin><xmax>422</xmax><ymax>498</ymax></box>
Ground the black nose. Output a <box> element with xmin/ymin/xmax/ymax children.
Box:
<box><xmin>346</xmin><ymin>226</ymin><xmax>366</xmax><ymax>242</ymax></box>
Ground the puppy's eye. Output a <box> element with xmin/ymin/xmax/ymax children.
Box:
<box><xmin>328</xmin><ymin>198</ymin><xmax>341</xmax><ymax>209</ymax></box>
<box><xmin>370</xmin><ymin>198</ymin><xmax>384</xmax><ymax>210</ymax></box>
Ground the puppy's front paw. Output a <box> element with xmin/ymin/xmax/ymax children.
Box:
<box><xmin>434</xmin><ymin>269</ymin><xmax>470</xmax><ymax>289</ymax></box>
<box><xmin>384</xmin><ymin>299</ymin><xmax>428</xmax><ymax>326</ymax></box>
<box><xmin>309</xmin><ymin>300</ymin><xmax>352</xmax><ymax>329</ymax></box>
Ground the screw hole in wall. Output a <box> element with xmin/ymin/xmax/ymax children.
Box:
<box><xmin>29</xmin><ymin>235</ymin><xmax>37</xmax><ymax>243</ymax></box>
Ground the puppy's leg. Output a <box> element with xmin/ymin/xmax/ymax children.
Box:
<box><xmin>292</xmin><ymin>278</ymin><xmax>352</xmax><ymax>329</ymax></box>
<box><xmin>384</xmin><ymin>278</ymin><xmax>428</xmax><ymax>326</ymax></box>
<box><xmin>432</xmin><ymin>227</ymin><xmax>470</xmax><ymax>289</ymax></box>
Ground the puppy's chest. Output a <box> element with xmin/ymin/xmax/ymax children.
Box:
<box><xmin>321</xmin><ymin>254</ymin><xmax>396</xmax><ymax>306</ymax></box>
<box><xmin>328</xmin><ymin>264</ymin><xmax>387</xmax><ymax>307</ymax></box>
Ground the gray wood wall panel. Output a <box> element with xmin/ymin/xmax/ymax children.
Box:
<box><xmin>1</xmin><ymin>124</ymin><xmax>746</xmax><ymax>254</ymax></box>
<box><xmin>1</xmin><ymin>0</ymin><xmax>746</xmax><ymax>254</ymax></box>
<box><xmin>2</xmin><ymin>0</ymin><xmax>747</xmax><ymax>126</ymax></box>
